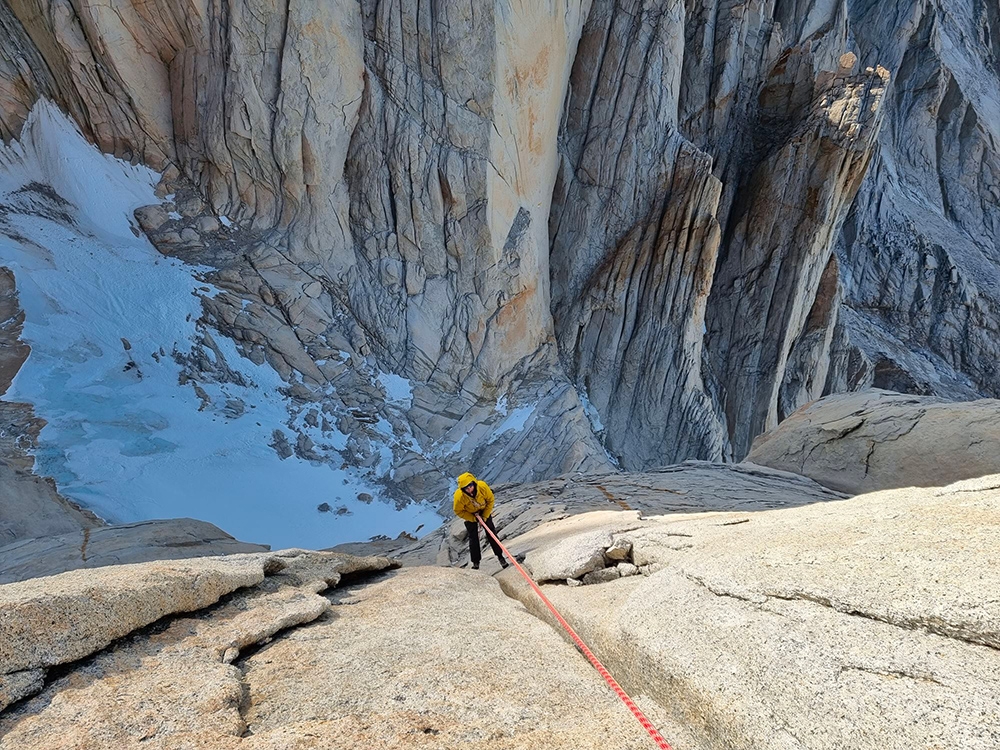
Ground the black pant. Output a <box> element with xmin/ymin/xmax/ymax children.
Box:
<box><xmin>465</xmin><ymin>516</ymin><xmax>505</xmax><ymax>565</ymax></box>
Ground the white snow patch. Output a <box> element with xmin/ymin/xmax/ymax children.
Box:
<box><xmin>578</xmin><ymin>389</ymin><xmax>605</xmax><ymax>433</ymax></box>
<box><xmin>446</xmin><ymin>432</ymin><xmax>469</xmax><ymax>455</ymax></box>
<box><xmin>492</xmin><ymin>404</ymin><xmax>535</xmax><ymax>439</ymax></box>
<box><xmin>218</xmin><ymin>215</ymin><xmax>232</xmax><ymax>228</ymax></box>
<box><xmin>494</xmin><ymin>394</ymin><xmax>509</xmax><ymax>417</ymax></box>
<box><xmin>168</xmin><ymin>211</ymin><xmax>182</xmax><ymax>221</ymax></box>
<box><xmin>0</xmin><ymin>101</ymin><xmax>440</xmax><ymax>549</ymax></box>
<box><xmin>376</xmin><ymin>371</ymin><xmax>413</xmax><ymax>407</ymax></box>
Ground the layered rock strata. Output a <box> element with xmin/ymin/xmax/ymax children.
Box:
<box><xmin>0</xmin><ymin>549</ymin><xmax>398</xmax><ymax>716</ymax></box>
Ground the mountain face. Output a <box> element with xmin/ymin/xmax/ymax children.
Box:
<box><xmin>0</xmin><ymin>0</ymin><xmax>997</xmax><ymax>525</ymax></box>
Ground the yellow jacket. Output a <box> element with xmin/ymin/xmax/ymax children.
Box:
<box><xmin>453</xmin><ymin>472</ymin><xmax>495</xmax><ymax>522</ymax></box>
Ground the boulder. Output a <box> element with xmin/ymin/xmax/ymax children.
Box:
<box><xmin>525</xmin><ymin>529</ymin><xmax>614</xmax><ymax>582</ymax></box>
<box><xmin>747</xmin><ymin>390</ymin><xmax>1000</xmax><ymax>495</ymax></box>
<box><xmin>604</xmin><ymin>537</ymin><xmax>632</xmax><ymax>561</ymax></box>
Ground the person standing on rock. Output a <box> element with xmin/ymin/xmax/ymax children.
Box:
<box><xmin>453</xmin><ymin>472</ymin><xmax>509</xmax><ymax>570</ymax></box>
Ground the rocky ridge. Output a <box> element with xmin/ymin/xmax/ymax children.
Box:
<box><xmin>0</xmin><ymin>547</ymin><xmax>684</xmax><ymax>749</ymax></box>
<box><xmin>1</xmin><ymin>467</ymin><xmax>996</xmax><ymax>748</ymax></box>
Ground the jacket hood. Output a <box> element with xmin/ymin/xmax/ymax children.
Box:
<box><xmin>457</xmin><ymin>472</ymin><xmax>477</xmax><ymax>488</ymax></box>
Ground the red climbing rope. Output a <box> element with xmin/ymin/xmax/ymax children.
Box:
<box><xmin>475</xmin><ymin>514</ymin><xmax>673</xmax><ymax>750</ymax></box>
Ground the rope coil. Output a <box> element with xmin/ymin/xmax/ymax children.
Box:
<box><xmin>476</xmin><ymin>514</ymin><xmax>673</xmax><ymax>750</ymax></box>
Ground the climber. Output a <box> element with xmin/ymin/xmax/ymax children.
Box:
<box><xmin>453</xmin><ymin>472</ymin><xmax>509</xmax><ymax>570</ymax></box>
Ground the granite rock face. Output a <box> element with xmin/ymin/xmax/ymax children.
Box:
<box><xmin>1</xmin><ymin>0</ymin><xmax>999</xmax><ymax>492</ymax></box>
<box><xmin>4</xmin><ymin>472</ymin><xmax>989</xmax><ymax>748</ymax></box>
<box><xmin>0</xmin><ymin>550</ymin><xmax>680</xmax><ymax>749</ymax></box>
<box><xmin>827</xmin><ymin>0</ymin><xmax>1000</xmax><ymax>407</ymax></box>
<box><xmin>0</xmin><ymin>549</ymin><xmax>398</xmax><ymax>717</ymax></box>
<box><xmin>746</xmin><ymin>389</ymin><xmax>1000</xmax><ymax>495</ymax></box>
<box><xmin>498</xmin><ymin>475</ymin><xmax>1000</xmax><ymax>749</ymax></box>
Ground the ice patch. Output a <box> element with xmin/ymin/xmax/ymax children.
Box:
<box><xmin>579</xmin><ymin>390</ymin><xmax>605</xmax><ymax>433</ymax></box>
<box><xmin>377</xmin><ymin>371</ymin><xmax>413</xmax><ymax>408</ymax></box>
<box><xmin>218</xmin><ymin>215</ymin><xmax>232</xmax><ymax>228</ymax></box>
<box><xmin>495</xmin><ymin>394</ymin><xmax>509</xmax><ymax>417</ymax></box>
<box><xmin>493</xmin><ymin>404</ymin><xmax>535</xmax><ymax>439</ymax></box>
<box><xmin>0</xmin><ymin>101</ymin><xmax>440</xmax><ymax>549</ymax></box>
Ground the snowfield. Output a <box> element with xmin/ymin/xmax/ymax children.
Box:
<box><xmin>0</xmin><ymin>102</ymin><xmax>441</xmax><ymax>549</ymax></box>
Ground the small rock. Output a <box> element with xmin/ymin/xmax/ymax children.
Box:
<box><xmin>134</xmin><ymin>204</ymin><xmax>169</xmax><ymax>232</ymax></box>
<box><xmin>177</xmin><ymin>194</ymin><xmax>206</xmax><ymax>217</ymax></box>
<box><xmin>156</xmin><ymin>231</ymin><xmax>182</xmax><ymax>246</ymax></box>
<box><xmin>335</xmin><ymin>506</ymin><xmax>351</xmax><ymax>516</ymax></box>
<box><xmin>566</xmin><ymin>578</ymin><xmax>582</xmax><ymax>587</ymax></box>
<box><xmin>604</xmin><ymin>538</ymin><xmax>632</xmax><ymax>561</ymax></box>
<box><xmin>616</xmin><ymin>562</ymin><xmax>639</xmax><ymax>577</ymax></box>
<box><xmin>222</xmin><ymin>647</ymin><xmax>239</xmax><ymax>664</ymax></box>
<box><xmin>582</xmin><ymin>567</ymin><xmax>621</xmax><ymax>585</ymax></box>
<box><xmin>270</xmin><ymin>430</ymin><xmax>293</xmax><ymax>460</ymax></box>
<box><xmin>195</xmin><ymin>216</ymin><xmax>221</xmax><ymax>233</ymax></box>
<box><xmin>222</xmin><ymin>399</ymin><xmax>245</xmax><ymax>418</ymax></box>
<box><xmin>295</xmin><ymin>433</ymin><xmax>320</xmax><ymax>460</ymax></box>
<box><xmin>180</xmin><ymin>227</ymin><xmax>201</xmax><ymax>244</ymax></box>
<box><xmin>317</xmin><ymin>503</ymin><xmax>332</xmax><ymax>513</ymax></box>
<box><xmin>193</xmin><ymin>384</ymin><xmax>211</xmax><ymax>410</ymax></box>
<box><xmin>357</xmin><ymin>492</ymin><xmax>373</xmax><ymax>504</ymax></box>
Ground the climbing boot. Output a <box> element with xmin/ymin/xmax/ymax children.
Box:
<box><xmin>471</xmin><ymin>562</ymin><xmax>480</xmax><ymax>570</ymax></box>
<box><xmin>499</xmin><ymin>557</ymin><xmax>509</xmax><ymax>569</ymax></box>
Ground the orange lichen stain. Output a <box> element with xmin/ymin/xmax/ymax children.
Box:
<box><xmin>494</xmin><ymin>283</ymin><xmax>538</xmax><ymax>346</ymax></box>
<box><xmin>517</xmin><ymin>45</ymin><xmax>551</xmax><ymax>88</ymax></box>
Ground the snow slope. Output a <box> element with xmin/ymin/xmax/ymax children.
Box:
<box><xmin>0</xmin><ymin>102</ymin><xmax>440</xmax><ymax>549</ymax></box>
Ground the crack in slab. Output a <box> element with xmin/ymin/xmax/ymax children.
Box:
<box><xmin>837</xmin><ymin>664</ymin><xmax>947</xmax><ymax>687</ymax></box>
<box><xmin>683</xmin><ymin>573</ymin><xmax>1000</xmax><ymax>653</ymax></box>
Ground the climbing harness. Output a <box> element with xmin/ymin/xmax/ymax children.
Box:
<box><xmin>475</xmin><ymin>514</ymin><xmax>673</xmax><ymax>750</ymax></box>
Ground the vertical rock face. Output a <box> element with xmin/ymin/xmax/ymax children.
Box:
<box><xmin>345</xmin><ymin>0</ymin><xmax>589</xmax><ymax>388</ymax></box>
<box><xmin>549</xmin><ymin>0</ymin><xmax>727</xmax><ymax>469</ymax></box>
<box><xmin>0</xmin><ymin>0</ymin><xmax>998</xmax><ymax>498</ymax></box>
<box><xmin>830</xmin><ymin>0</ymin><xmax>1000</xmax><ymax>403</ymax></box>
<box><xmin>550</xmin><ymin>0</ymin><xmax>891</xmax><ymax>465</ymax></box>
<box><xmin>706</xmin><ymin>63</ymin><xmax>888</xmax><ymax>457</ymax></box>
